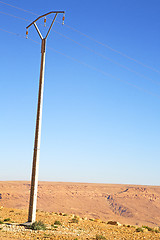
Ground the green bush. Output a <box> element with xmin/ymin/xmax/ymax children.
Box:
<box><xmin>96</xmin><ymin>234</ymin><xmax>106</xmax><ymax>240</ymax></box>
<box><xmin>43</xmin><ymin>233</ymin><xmax>51</xmax><ymax>238</ymax></box>
<box><xmin>54</xmin><ymin>220</ymin><xmax>62</xmax><ymax>225</ymax></box>
<box><xmin>51</xmin><ymin>224</ymin><xmax>58</xmax><ymax>230</ymax></box>
<box><xmin>0</xmin><ymin>221</ymin><xmax>3</xmax><ymax>224</ymax></box>
<box><xmin>71</xmin><ymin>216</ymin><xmax>79</xmax><ymax>223</ymax></box>
<box><xmin>142</xmin><ymin>225</ymin><xmax>153</xmax><ymax>231</ymax></box>
<box><xmin>136</xmin><ymin>227</ymin><xmax>143</xmax><ymax>232</ymax></box>
<box><xmin>29</xmin><ymin>220</ymin><xmax>46</xmax><ymax>230</ymax></box>
<box><xmin>4</xmin><ymin>218</ymin><xmax>10</xmax><ymax>222</ymax></box>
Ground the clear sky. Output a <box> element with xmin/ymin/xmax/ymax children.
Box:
<box><xmin>0</xmin><ymin>0</ymin><xmax>160</xmax><ymax>185</ymax></box>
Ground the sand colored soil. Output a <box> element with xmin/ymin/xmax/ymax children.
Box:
<box><xmin>0</xmin><ymin>181</ymin><xmax>160</xmax><ymax>228</ymax></box>
<box><xmin>0</xmin><ymin>207</ymin><xmax>160</xmax><ymax>240</ymax></box>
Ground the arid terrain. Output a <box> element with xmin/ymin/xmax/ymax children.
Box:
<box><xmin>0</xmin><ymin>207</ymin><xmax>160</xmax><ymax>239</ymax></box>
<box><xmin>0</xmin><ymin>181</ymin><xmax>160</xmax><ymax>228</ymax></box>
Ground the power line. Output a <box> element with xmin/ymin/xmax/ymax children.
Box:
<box><xmin>0</xmin><ymin>10</ymin><xmax>159</xmax><ymax>87</ymax></box>
<box><xmin>49</xmin><ymin>47</ymin><xmax>160</xmax><ymax>99</ymax></box>
<box><xmin>0</xmin><ymin>10</ymin><xmax>30</xmax><ymax>22</ymax></box>
<box><xmin>0</xmin><ymin>27</ymin><xmax>160</xmax><ymax>99</ymax></box>
<box><xmin>0</xmin><ymin>27</ymin><xmax>26</xmax><ymax>38</ymax></box>
<box><xmin>52</xmin><ymin>30</ymin><xmax>160</xmax><ymax>87</ymax></box>
<box><xmin>62</xmin><ymin>23</ymin><xmax>160</xmax><ymax>74</ymax></box>
<box><xmin>0</xmin><ymin>0</ymin><xmax>159</xmax><ymax>74</ymax></box>
<box><xmin>0</xmin><ymin>0</ymin><xmax>38</xmax><ymax>16</ymax></box>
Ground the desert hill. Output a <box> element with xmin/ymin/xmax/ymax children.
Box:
<box><xmin>0</xmin><ymin>181</ymin><xmax>160</xmax><ymax>227</ymax></box>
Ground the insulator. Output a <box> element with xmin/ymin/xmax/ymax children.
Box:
<box><xmin>62</xmin><ymin>14</ymin><xmax>65</xmax><ymax>25</ymax></box>
<box><xmin>44</xmin><ymin>17</ymin><xmax>46</xmax><ymax>27</ymax></box>
<box><xmin>26</xmin><ymin>30</ymin><xmax>28</xmax><ymax>39</ymax></box>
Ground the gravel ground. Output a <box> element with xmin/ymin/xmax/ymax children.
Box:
<box><xmin>0</xmin><ymin>207</ymin><xmax>160</xmax><ymax>239</ymax></box>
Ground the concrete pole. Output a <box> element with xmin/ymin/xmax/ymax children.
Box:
<box><xmin>26</xmin><ymin>11</ymin><xmax>65</xmax><ymax>224</ymax></box>
<box><xmin>28</xmin><ymin>38</ymin><xmax>46</xmax><ymax>223</ymax></box>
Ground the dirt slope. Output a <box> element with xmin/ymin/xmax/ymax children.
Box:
<box><xmin>0</xmin><ymin>207</ymin><xmax>160</xmax><ymax>240</ymax></box>
<box><xmin>0</xmin><ymin>181</ymin><xmax>160</xmax><ymax>227</ymax></box>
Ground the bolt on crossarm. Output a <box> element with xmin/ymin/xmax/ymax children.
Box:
<box><xmin>26</xmin><ymin>11</ymin><xmax>65</xmax><ymax>224</ymax></box>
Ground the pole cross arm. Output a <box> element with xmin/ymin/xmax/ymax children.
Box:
<box><xmin>26</xmin><ymin>11</ymin><xmax>65</xmax><ymax>40</ymax></box>
<box><xmin>26</xmin><ymin>11</ymin><xmax>65</xmax><ymax>29</ymax></box>
<box><xmin>33</xmin><ymin>22</ymin><xmax>43</xmax><ymax>39</ymax></box>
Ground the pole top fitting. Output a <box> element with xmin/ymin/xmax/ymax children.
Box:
<box><xmin>26</xmin><ymin>11</ymin><xmax>65</xmax><ymax>29</ymax></box>
<box><xmin>26</xmin><ymin>29</ymin><xmax>28</xmax><ymax>39</ymax></box>
<box><xmin>62</xmin><ymin>13</ymin><xmax>65</xmax><ymax>25</ymax></box>
<box><xmin>26</xmin><ymin>11</ymin><xmax>65</xmax><ymax>40</ymax></box>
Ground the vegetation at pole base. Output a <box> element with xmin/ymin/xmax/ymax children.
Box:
<box><xmin>71</xmin><ymin>217</ymin><xmax>78</xmax><ymax>223</ymax></box>
<box><xmin>0</xmin><ymin>220</ymin><xmax>3</xmax><ymax>224</ymax></box>
<box><xmin>96</xmin><ymin>234</ymin><xmax>106</xmax><ymax>239</ymax></box>
<box><xmin>71</xmin><ymin>215</ymin><xmax>79</xmax><ymax>223</ymax></box>
<box><xmin>51</xmin><ymin>224</ymin><xmax>58</xmax><ymax>229</ymax></box>
<box><xmin>54</xmin><ymin>220</ymin><xmax>62</xmax><ymax>225</ymax></box>
<box><xmin>142</xmin><ymin>225</ymin><xmax>154</xmax><ymax>231</ymax></box>
<box><xmin>29</xmin><ymin>220</ymin><xmax>46</xmax><ymax>230</ymax></box>
<box><xmin>63</xmin><ymin>213</ymin><xmax>67</xmax><ymax>216</ymax></box>
<box><xmin>136</xmin><ymin>227</ymin><xmax>143</xmax><ymax>232</ymax></box>
<box><xmin>43</xmin><ymin>233</ymin><xmax>51</xmax><ymax>238</ymax></box>
<box><xmin>3</xmin><ymin>218</ymin><xmax>10</xmax><ymax>222</ymax></box>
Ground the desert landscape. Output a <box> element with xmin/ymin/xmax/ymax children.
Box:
<box><xmin>0</xmin><ymin>181</ymin><xmax>160</xmax><ymax>239</ymax></box>
<box><xmin>0</xmin><ymin>181</ymin><xmax>160</xmax><ymax>227</ymax></box>
<box><xmin>1</xmin><ymin>0</ymin><xmax>160</xmax><ymax>239</ymax></box>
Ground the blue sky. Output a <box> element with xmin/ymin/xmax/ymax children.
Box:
<box><xmin>0</xmin><ymin>0</ymin><xmax>160</xmax><ymax>185</ymax></box>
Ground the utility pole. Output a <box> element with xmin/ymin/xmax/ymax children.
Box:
<box><xmin>26</xmin><ymin>11</ymin><xmax>65</xmax><ymax>224</ymax></box>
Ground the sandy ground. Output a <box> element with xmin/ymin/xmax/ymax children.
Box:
<box><xmin>0</xmin><ymin>207</ymin><xmax>160</xmax><ymax>240</ymax></box>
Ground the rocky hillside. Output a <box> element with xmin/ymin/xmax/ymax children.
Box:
<box><xmin>0</xmin><ymin>181</ymin><xmax>160</xmax><ymax>227</ymax></box>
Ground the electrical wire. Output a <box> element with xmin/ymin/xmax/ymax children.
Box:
<box><xmin>52</xmin><ymin>29</ymin><xmax>160</xmax><ymax>86</ymax></box>
<box><xmin>49</xmin><ymin>46</ymin><xmax>160</xmax><ymax>99</ymax></box>
<box><xmin>0</xmin><ymin>27</ymin><xmax>160</xmax><ymax>99</ymax></box>
<box><xmin>60</xmin><ymin>22</ymin><xmax>160</xmax><ymax>74</ymax></box>
<box><xmin>0</xmin><ymin>10</ymin><xmax>159</xmax><ymax>87</ymax></box>
<box><xmin>0</xmin><ymin>27</ymin><xmax>26</xmax><ymax>38</ymax></box>
<box><xmin>0</xmin><ymin>0</ymin><xmax>38</xmax><ymax>16</ymax></box>
<box><xmin>0</xmin><ymin>10</ymin><xmax>30</xmax><ymax>22</ymax></box>
<box><xmin>0</xmin><ymin>0</ymin><xmax>159</xmax><ymax>74</ymax></box>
